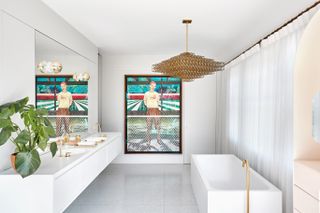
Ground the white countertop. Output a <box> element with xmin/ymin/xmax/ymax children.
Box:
<box><xmin>1</xmin><ymin>132</ymin><xmax>121</xmax><ymax>178</ymax></box>
<box><xmin>295</xmin><ymin>160</ymin><xmax>320</xmax><ymax>172</ymax></box>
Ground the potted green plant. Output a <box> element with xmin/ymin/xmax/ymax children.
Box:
<box><xmin>0</xmin><ymin>97</ymin><xmax>57</xmax><ymax>178</ymax></box>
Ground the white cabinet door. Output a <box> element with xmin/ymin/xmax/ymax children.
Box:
<box><xmin>294</xmin><ymin>185</ymin><xmax>319</xmax><ymax>213</ymax></box>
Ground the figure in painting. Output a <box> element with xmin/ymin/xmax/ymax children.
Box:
<box><xmin>56</xmin><ymin>81</ymin><xmax>73</xmax><ymax>136</ymax></box>
<box><xmin>144</xmin><ymin>81</ymin><xmax>161</xmax><ymax>145</ymax></box>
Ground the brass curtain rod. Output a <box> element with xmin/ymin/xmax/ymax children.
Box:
<box><xmin>225</xmin><ymin>1</ymin><xmax>320</xmax><ymax>65</ymax></box>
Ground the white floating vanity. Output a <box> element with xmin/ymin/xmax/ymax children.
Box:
<box><xmin>0</xmin><ymin>132</ymin><xmax>122</xmax><ymax>213</ymax></box>
<box><xmin>294</xmin><ymin>161</ymin><xmax>320</xmax><ymax>213</ymax></box>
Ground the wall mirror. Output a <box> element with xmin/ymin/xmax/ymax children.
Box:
<box><xmin>35</xmin><ymin>32</ymin><xmax>91</xmax><ymax>137</ymax></box>
<box><xmin>313</xmin><ymin>92</ymin><xmax>320</xmax><ymax>143</ymax></box>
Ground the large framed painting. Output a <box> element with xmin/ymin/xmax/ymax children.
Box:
<box><xmin>125</xmin><ymin>75</ymin><xmax>182</xmax><ymax>153</ymax></box>
<box><xmin>36</xmin><ymin>75</ymin><xmax>88</xmax><ymax>137</ymax></box>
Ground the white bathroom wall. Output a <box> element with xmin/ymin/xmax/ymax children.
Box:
<box><xmin>100</xmin><ymin>54</ymin><xmax>216</xmax><ymax>164</ymax></box>
<box><xmin>0</xmin><ymin>0</ymin><xmax>97</xmax><ymax>63</ymax></box>
<box><xmin>183</xmin><ymin>75</ymin><xmax>216</xmax><ymax>163</ymax></box>
<box><xmin>0</xmin><ymin>1</ymin><xmax>98</xmax><ymax>171</ymax></box>
<box><xmin>98</xmin><ymin>54</ymin><xmax>103</xmax><ymax>125</ymax></box>
<box><xmin>0</xmin><ymin>12</ymin><xmax>35</xmax><ymax>171</ymax></box>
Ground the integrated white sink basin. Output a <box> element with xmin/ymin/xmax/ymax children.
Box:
<box><xmin>84</xmin><ymin>136</ymin><xmax>107</xmax><ymax>143</ymax></box>
<box><xmin>60</xmin><ymin>148</ymin><xmax>87</xmax><ymax>157</ymax></box>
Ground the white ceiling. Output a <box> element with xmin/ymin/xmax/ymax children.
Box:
<box><xmin>41</xmin><ymin>0</ymin><xmax>316</xmax><ymax>62</ymax></box>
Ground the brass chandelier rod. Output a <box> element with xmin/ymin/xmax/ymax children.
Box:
<box><xmin>186</xmin><ymin>23</ymin><xmax>188</xmax><ymax>52</ymax></box>
<box><xmin>183</xmin><ymin>19</ymin><xmax>192</xmax><ymax>52</ymax></box>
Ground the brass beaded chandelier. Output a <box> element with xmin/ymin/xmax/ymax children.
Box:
<box><xmin>153</xmin><ymin>19</ymin><xmax>225</xmax><ymax>82</ymax></box>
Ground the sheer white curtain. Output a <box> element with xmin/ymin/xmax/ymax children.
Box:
<box><xmin>215</xmin><ymin>6</ymin><xmax>319</xmax><ymax>213</ymax></box>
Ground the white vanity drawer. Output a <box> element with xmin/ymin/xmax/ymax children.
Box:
<box><xmin>54</xmin><ymin>145</ymin><xmax>108</xmax><ymax>213</ymax></box>
<box><xmin>294</xmin><ymin>161</ymin><xmax>320</xmax><ymax>200</ymax></box>
<box><xmin>294</xmin><ymin>185</ymin><xmax>319</xmax><ymax>213</ymax></box>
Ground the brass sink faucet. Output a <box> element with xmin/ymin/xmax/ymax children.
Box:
<box><xmin>242</xmin><ymin>159</ymin><xmax>250</xmax><ymax>213</ymax></box>
<box><xmin>58</xmin><ymin>138</ymin><xmax>63</xmax><ymax>157</ymax></box>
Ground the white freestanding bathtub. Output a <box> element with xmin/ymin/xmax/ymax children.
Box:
<box><xmin>191</xmin><ymin>155</ymin><xmax>282</xmax><ymax>213</ymax></box>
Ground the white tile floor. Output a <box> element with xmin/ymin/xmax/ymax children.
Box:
<box><xmin>64</xmin><ymin>164</ymin><xmax>199</xmax><ymax>213</ymax></box>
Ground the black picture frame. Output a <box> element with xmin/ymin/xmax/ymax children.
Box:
<box><xmin>124</xmin><ymin>75</ymin><xmax>182</xmax><ymax>154</ymax></box>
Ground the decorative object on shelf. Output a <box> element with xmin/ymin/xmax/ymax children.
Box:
<box><xmin>95</xmin><ymin>122</ymin><xmax>103</xmax><ymax>136</ymax></box>
<box><xmin>37</xmin><ymin>61</ymin><xmax>63</xmax><ymax>74</ymax></box>
<box><xmin>63</xmin><ymin>133</ymin><xmax>70</xmax><ymax>144</ymax></box>
<box><xmin>58</xmin><ymin>138</ymin><xmax>64</xmax><ymax>157</ymax></box>
<box><xmin>0</xmin><ymin>97</ymin><xmax>57</xmax><ymax>178</ymax></box>
<box><xmin>124</xmin><ymin>75</ymin><xmax>182</xmax><ymax>153</ymax></box>
<box><xmin>73</xmin><ymin>72</ymin><xmax>90</xmax><ymax>81</ymax></box>
<box><xmin>153</xmin><ymin>19</ymin><xmax>225</xmax><ymax>82</ymax></box>
<box><xmin>75</xmin><ymin>135</ymin><xmax>81</xmax><ymax>143</ymax></box>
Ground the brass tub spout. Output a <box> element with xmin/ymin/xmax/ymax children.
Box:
<box><xmin>242</xmin><ymin>160</ymin><xmax>250</xmax><ymax>213</ymax></box>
